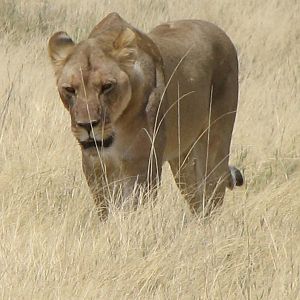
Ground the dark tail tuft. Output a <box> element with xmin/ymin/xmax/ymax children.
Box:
<box><xmin>229</xmin><ymin>166</ymin><xmax>244</xmax><ymax>188</ymax></box>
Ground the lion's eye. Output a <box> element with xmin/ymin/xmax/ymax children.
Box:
<box><xmin>102</xmin><ymin>82</ymin><xmax>114</xmax><ymax>94</ymax></box>
<box><xmin>64</xmin><ymin>86</ymin><xmax>76</xmax><ymax>95</ymax></box>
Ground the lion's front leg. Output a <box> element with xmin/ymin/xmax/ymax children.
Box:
<box><xmin>120</xmin><ymin>149</ymin><xmax>163</xmax><ymax>209</ymax></box>
<box><xmin>89</xmin><ymin>183</ymin><xmax>109</xmax><ymax>221</ymax></box>
<box><xmin>119</xmin><ymin>117</ymin><xmax>166</xmax><ymax>209</ymax></box>
<box><xmin>81</xmin><ymin>153</ymin><xmax>113</xmax><ymax>221</ymax></box>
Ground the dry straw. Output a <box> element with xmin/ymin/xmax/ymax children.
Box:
<box><xmin>0</xmin><ymin>0</ymin><xmax>299</xmax><ymax>298</ymax></box>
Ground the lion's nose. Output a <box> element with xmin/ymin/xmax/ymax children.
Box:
<box><xmin>76</xmin><ymin>119</ymin><xmax>100</xmax><ymax>133</ymax></box>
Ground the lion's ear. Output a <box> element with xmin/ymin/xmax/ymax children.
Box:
<box><xmin>48</xmin><ymin>31</ymin><xmax>75</xmax><ymax>73</ymax></box>
<box><xmin>112</xmin><ymin>28</ymin><xmax>137</xmax><ymax>67</ymax></box>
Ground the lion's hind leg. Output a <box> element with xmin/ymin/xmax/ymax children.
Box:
<box><xmin>169</xmin><ymin>146</ymin><xmax>207</xmax><ymax>215</ymax></box>
<box><xmin>169</xmin><ymin>141</ymin><xmax>237</xmax><ymax>216</ymax></box>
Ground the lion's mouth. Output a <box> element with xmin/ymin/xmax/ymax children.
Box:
<box><xmin>80</xmin><ymin>135</ymin><xmax>114</xmax><ymax>149</ymax></box>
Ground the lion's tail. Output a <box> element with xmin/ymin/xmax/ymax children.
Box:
<box><xmin>227</xmin><ymin>166</ymin><xmax>244</xmax><ymax>190</ymax></box>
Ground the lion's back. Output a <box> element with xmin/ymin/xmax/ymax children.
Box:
<box><xmin>149</xmin><ymin>20</ymin><xmax>237</xmax><ymax>82</ymax></box>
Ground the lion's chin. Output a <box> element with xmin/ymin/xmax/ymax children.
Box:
<box><xmin>79</xmin><ymin>135</ymin><xmax>114</xmax><ymax>150</ymax></box>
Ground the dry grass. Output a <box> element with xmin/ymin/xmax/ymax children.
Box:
<box><xmin>0</xmin><ymin>0</ymin><xmax>299</xmax><ymax>298</ymax></box>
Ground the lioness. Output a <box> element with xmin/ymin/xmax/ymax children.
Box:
<box><xmin>48</xmin><ymin>13</ymin><xmax>243</xmax><ymax>220</ymax></box>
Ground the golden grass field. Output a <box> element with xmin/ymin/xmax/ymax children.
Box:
<box><xmin>0</xmin><ymin>0</ymin><xmax>299</xmax><ymax>298</ymax></box>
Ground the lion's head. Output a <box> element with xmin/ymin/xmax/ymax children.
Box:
<box><xmin>49</xmin><ymin>24</ymin><xmax>144</xmax><ymax>151</ymax></box>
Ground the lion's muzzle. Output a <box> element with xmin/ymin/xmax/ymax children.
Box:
<box><xmin>73</xmin><ymin>120</ymin><xmax>114</xmax><ymax>149</ymax></box>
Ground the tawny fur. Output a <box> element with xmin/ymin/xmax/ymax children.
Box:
<box><xmin>48</xmin><ymin>13</ymin><xmax>243</xmax><ymax>220</ymax></box>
